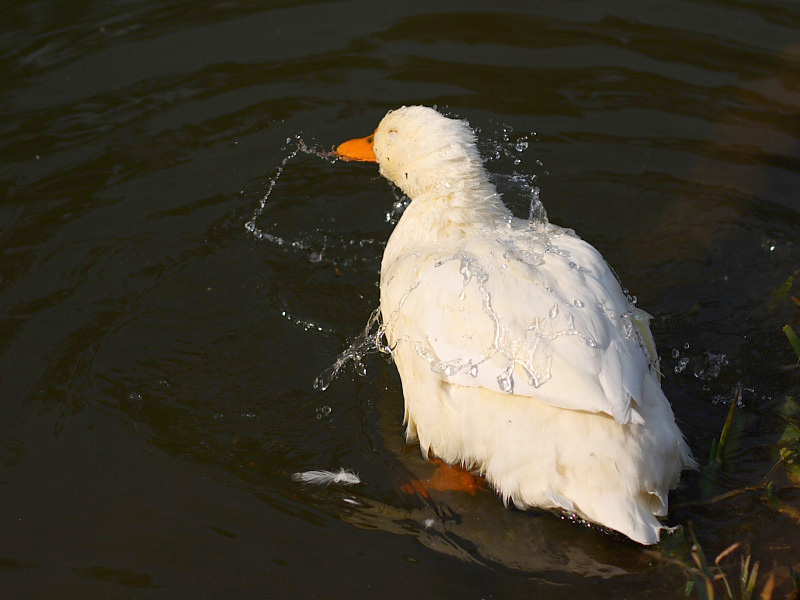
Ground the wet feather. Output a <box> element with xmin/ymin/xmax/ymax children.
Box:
<box><xmin>338</xmin><ymin>105</ymin><xmax>695</xmax><ymax>544</ymax></box>
<box><xmin>291</xmin><ymin>468</ymin><xmax>361</xmax><ymax>486</ymax></box>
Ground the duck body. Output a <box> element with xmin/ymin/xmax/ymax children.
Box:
<box><xmin>338</xmin><ymin>106</ymin><xmax>695</xmax><ymax>545</ymax></box>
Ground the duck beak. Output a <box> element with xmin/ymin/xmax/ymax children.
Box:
<box><xmin>336</xmin><ymin>130</ymin><xmax>377</xmax><ymax>162</ymax></box>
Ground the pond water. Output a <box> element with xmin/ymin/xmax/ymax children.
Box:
<box><xmin>2</xmin><ymin>0</ymin><xmax>799</xmax><ymax>597</ymax></box>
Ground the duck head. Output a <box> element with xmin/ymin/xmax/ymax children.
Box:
<box><xmin>337</xmin><ymin>106</ymin><xmax>492</xmax><ymax>201</ymax></box>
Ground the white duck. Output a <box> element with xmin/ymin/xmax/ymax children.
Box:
<box><xmin>336</xmin><ymin>105</ymin><xmax>695</xmax><ymax>544</ymax></box>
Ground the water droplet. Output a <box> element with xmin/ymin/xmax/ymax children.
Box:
<box><xmin>468</xmin><ymin>364</ymin><xmax>479</xmax><ymax>377</ymax></box>
<box><xmin>671</xmin><ymin>349</ymin><xmax>680</xmax><ymax>359</ymax></box>
<box><xmin>549</xmin><ymin>305</ymin><xmax>559</xmax><ymax>319</ymax></box>
<box><xmin>316</xmin><ymin>405</ymin><xmax>333</xmax><ymax>419</ymax></box>
<box><xmin>127</xmin><ymin>392</ymin><xmax>142</xmax><ymax>402</ymax></box>
<box><xmin>574</xmin><ymin>299</ymin><xmax>584</xmax><ymax>308</ymax></box>
<box><xmin>515</xmin><ymin>140</ymin><xmax>529</xmax><ymax>152</ymax></box>
<box><xmin>585</xmin><ymin>339</ymin><xmax>597</xmax><ymax>348</ymax></box>
<box><xmin>568</xmin><ymin>262</ymin><xmax>577</xmax><ymax>269</ymax></box>
<box><xmin>497</xmin><ymin>373</ymin><xmax>513</xmax><ymax>393</ymax></box>
<box><xmin>674</xmin><ymin>356</ymin><xmax>690</xmax><ymax>374</ymax></box>
<box><xmin>460</xmin><ymin>257</ymin><xmax>472</xmax><ymax>284</ymax></box>
<box><xmin>459</xmin><ymin>291</ymin><xmax>466</xmax><ymax>301</ymax></box>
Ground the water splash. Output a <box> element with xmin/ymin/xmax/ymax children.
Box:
<box><xmin>245</xmin><ymin>136</ymin><xmax>337</xmax><ymax>242</ymax></box>
<box><xmin>672</xmin><ymin>348</ymin><xmax>729</xmax><ymax>382</ymax></box>
<box><xmin>314</xmin><ymin>278</ymin><xmax>426</xmax><ymax>391</ymax></box>
<box><xmin>695</xmin><ymin>352</ymin><xmax>729</xmax><ymax>381</ymax></box>
<box><xmin>385</xmin><ymin>190</ymin><xmax>411</xmax><ymax>224</ymax></box>
<box><xmin>494</xmin><ymin>171</ymin><xmax>548</xmax><ymax>227</ymax></box>
<box><xmin>280</xmin><ymin>308</ymin><xmax>331</xmax><ymax>334</ymax></box>
<box><xmin>527</xmin><ymin>183</ymin><xmax>547</xmax><ymax>226</ymax></box>
<box><xmin>314</xmin><ymin>308</ymin><xmax>389</xmax><ymax>391</ymax></box>
<box><xmin>477</xmin><ymin>117</ymin><xmax>547</xmax><ymax>226</ymax></box>
<box><xmin>481</xmin><ymin>121</ymin><xmax>537</xmax><ymax>167</ymax></box>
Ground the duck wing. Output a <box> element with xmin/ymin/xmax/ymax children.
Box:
<box><xmin>380</xmin><ymin>225</ymin><xmax>652</xmax><ymax>425</ymax></box>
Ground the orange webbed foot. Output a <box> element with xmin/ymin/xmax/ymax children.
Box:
<box><xmin>401</xmin><ymin>458</ymin><xmax>485</xmax><ymax>497</ymax></box>
<box><xmin>400</xmin><ymin>479</ymin><xmax>430</xmax><ymax>498</ymax></box>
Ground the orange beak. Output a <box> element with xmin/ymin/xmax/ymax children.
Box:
<box><xmin>336</xmin><ymin>130</ymin><xmax>377</xmax><ymax>162</ymax></box>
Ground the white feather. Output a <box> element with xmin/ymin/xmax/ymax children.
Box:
<box><xmin>354</xmin><ymin>105</ymin><xmax>695</xmax><ymax>545</ymax></box>
<box><xmin>291</xmin><ymin>468</ymin><xmax>361</xmax><ymax>486</ymax></box>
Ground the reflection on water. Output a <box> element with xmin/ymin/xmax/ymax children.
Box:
<box><xmin>1</xmin><ymin>0</ymin><xmax>799</xmax><ymax>597</ymax></box>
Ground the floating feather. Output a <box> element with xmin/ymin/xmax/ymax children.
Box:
<box><xmin>291</xmin><ymin>468</ymin><xmax>361</xmax><ymax>486</ymax></box>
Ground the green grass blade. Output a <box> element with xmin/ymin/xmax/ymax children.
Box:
<box><xmin>785</xmin><ymin>325</ymin><xmax>800</xmax><ymax>360</ymax></box>
<box><xmin>715</xmin><ymin>385</ymin><xmax>740</xmax><ymax>466</ymax></box>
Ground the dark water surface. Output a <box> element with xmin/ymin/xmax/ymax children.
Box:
<box><xmin>2</xmin><ymin>0</ymin><xmax>799</xmax><ymax>597</ymax></box>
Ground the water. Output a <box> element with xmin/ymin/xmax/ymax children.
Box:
<box><xmin>2</xmin><ymin>0</ymin><xmax>799</xmax><ymax>597</ymax></box>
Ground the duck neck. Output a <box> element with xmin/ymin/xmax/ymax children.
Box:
<box><xmin>390</xmin><ymin>182</ymin><xmax>510</xmax><ymax>249</ymax></box>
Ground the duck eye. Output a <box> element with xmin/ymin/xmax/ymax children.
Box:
<box><xmin>405</xmin><ymin>172</ymin><xmax>408</xmax><ymax>178</ymax></box>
